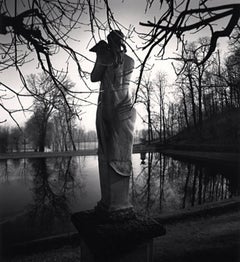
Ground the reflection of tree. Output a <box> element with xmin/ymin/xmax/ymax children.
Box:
<box><xmin>28</xmin><ymin>157</ymin><xmax>78</xmax><ymax>230</ymax></box>
<box><xmin>198</xmin><ymin>167</ymin><xmax>203</xmax><ymax>205</ymax></box>
<box><xmin>132</xmin><ymin>153</ymin><xmax>239</xmax><ymax>215</ymax></box>
<box><xmin>146</xmin><ymin>152</ymin><xmax>153</xmax><ymax>211</ymax></box>
<box><xmin>0</xmin><ymin>160</ymin><xmax>9</xmax><ymax>184</ymax></box>
<box><xmin>182</xmin><ymin>164</ymin><xmax>191</xmax><ymax>209</ymax></box>
<box><xmin>132</xmin><ymin>152</ymin><xmax>163</xmax><ymax>215</ymax></box>
<box><xmin>191</xmin><ymin>166</ymin><xmax>197</xmax><ymax>206</ymax></box>
<box><xmin>181</xmin><ymin>164</ymin><xmax>238</xmax><ymax>208</ymax></box>
<box><xmin>0</xmin><ymin>159</ymin><xmax>28</xmax><ymax>185</ymax></box>
<box><xmin>15</xmin><ymin>159</ymin><xmax>28</xmax><ymax>181</ymax></box>
<box><xmin>159</xmin><ymin>153</ymin><xmax>166</xmax><ymax>210</ymax></box>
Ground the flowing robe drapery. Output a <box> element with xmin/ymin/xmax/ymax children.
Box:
<box><xmin>92</xmin><ymin>51</ymin><xmax>136</xmax><ymax>177</ymax></box>
<box><xmin>91</xmin><ymin>49</ymin><xmax>136</xmax><ymax>210</ymax></box>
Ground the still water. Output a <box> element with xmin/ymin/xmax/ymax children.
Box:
<box><xmin>0</xmin><ymin>153</ymin><xmax>239</xmax><ymax>245</ymax></box>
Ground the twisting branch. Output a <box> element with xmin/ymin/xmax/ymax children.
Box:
<box><xmin>134</xmin><ymin>1</ymin><xmax>240</xmax><ymax>103</ymax></box>
<box><xmin>0</xmin><ymin>0</ymin><xmax>107</xmax><ymax>124</ymax></box>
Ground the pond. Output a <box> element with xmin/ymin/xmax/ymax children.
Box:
<box><xmin>0</xmin><ymin>153</ymin><xmax>239</xmax><ymax>247</ymax></box>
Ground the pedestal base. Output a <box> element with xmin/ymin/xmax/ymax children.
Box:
<box><xmin>95</xmin><ymin>201</ymin><xmax>136</xmax><ymax>222</ymax></box>
<box><xmin>71</xmin><ymin>209</ymin><xmax>166</xmax><ymax>261</ymax></box>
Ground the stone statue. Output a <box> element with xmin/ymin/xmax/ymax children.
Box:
<box><xmin>90</xmin><ymin>30</ymin><xmax>136</xmax><ymax>213</ymax></box>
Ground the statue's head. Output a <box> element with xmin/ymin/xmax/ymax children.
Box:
<box><xmin>107</xmin><ymin>30</ymin><xmax>126</xmax><ymax>53</ymax></box>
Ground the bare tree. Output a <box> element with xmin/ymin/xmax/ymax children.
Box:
<box><xmin>24</xmin><ymin>73</ymin><xmax>78</xmax><ymax>151</ymax></box>
<box><xmin>153</xmin><ymin>72</ymin><xmax>167</xmax><ymax>142</ymax></box>
<box><xmin>0</xmin><ymin>126</ymin><xmax>9</xmax><ymax>152</ymax></box>
<box><xmin>0</xmin><ymin>1</ymin><xmax>116</xmax><ymax>124</ymax></box>
<box><xmin>134</xmin><ymin>0</ymin><xmax>240</xmax><ymax>101</ymax></box>
<box><xmin>174</xmin><ymin>38</ymin><xmax>214</xmax><ymax>130</ymax></box>
<box><xmin>1</xmin><ymin>0</ymin><xmax>240</xmax><ymax>123</ymax></box>
<box><xmin>51</xmin><ymin>103</ymin><xmax>79</xmax><ymax>152</ymax></box>
<box><xmin>225</xmin><ymin>48</ymin><xmax>240</xmax><ymax>108</ymax></box>
<box><xmin>138</xmin><ymin>75</ymin><xmax>154</xmax><ymax>143</ymax></box>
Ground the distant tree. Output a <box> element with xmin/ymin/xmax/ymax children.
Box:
<box><xmin>152</xmin><ymin>72</ymin><xmax>168</xmax><ymax>142</ymax></box>
<box><xmin>174</xmin><ymin>79</ymin><xmax>191</xmax><ymax>129</ymax></box>
<box><xmin>72</xmin><ymin>128</ymin><xmax>97</xmax><ymax>150</ymax></box>
<box><xmin>201</xmin><ymin>49</ymin><xmax>228</xmax><ymax>115</ymax></box>
<box><xmin>25</xmin><ymin>108</ymin><xmax>53</xmax><ymax>151</ymax></box>
<box><xmin>177</xmin><ymin>46</ymin><xmax>198</xmax><ymax>127</ymax></box>
<box><xmin>8</xmin><ymin>127</ymin><xmax>23</xmax><ymax>152</ymax></box>
<box><xmin>166</xmin><ymin>102</ymin><xmax>179</xmax><ymax>137</ymax></box>
<box><xmin>51</xmin><ymin>106</ymin><xmax>78</xmax><ymax>152</ymax></box>
<box><xmin>138</xmin><ymin>75</ymin><xmax>154</xmax><ymax>143</ymax></box>
<box><xmin>86</xmin><ymin>130</ymin><xmax>97</xmax><ymax>142</ymax></box>
<box><xmin>24</xmin><ymin>73</ymin><xmax>78</xmax><ymax>152</ymax></box>
<box><xmin>225</xmin><ymin>47</ymin><xmax>240</xmax><ymax>108</ymax></box>
<box><xmin>0</xmin><ymin>126</ymin><xmax>9</xmax><ymax>153</ymax></box>
<box><xmin>174</xmin><ymin>38</ymin><xmax>214</xmax><ymax>129</ymax></box>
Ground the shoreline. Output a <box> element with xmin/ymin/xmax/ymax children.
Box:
<box><xmin>0</xmin><ymin>147</ymin><xmax>239</xmax><ymax>164</ymax></box>
<box><xmin>0</xmin><ymin>149</ymin><xmax>98</xmax><ymax>160</ymax></box>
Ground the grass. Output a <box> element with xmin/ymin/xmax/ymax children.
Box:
<box><xmin>170</xmin><ymin>108</ymin><xmax>240</xmax><ymax>148</ymax></box>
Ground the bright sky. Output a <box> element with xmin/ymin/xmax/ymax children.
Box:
<box><xmin>0</xmin><ymin>0</ymin><xmax>239</xmax><ymax>131</ymax></box>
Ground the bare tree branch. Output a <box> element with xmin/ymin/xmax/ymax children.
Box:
<box><xmin>134</xmin><ymin>1</ymin><xmax>240</xmax><ymax>103</ymax></box>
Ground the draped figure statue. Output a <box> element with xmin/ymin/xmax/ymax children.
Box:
<box><xmin>90</xmin><ymin>30</ymin><xmax>136</xmax><ymax>212</ymax></box>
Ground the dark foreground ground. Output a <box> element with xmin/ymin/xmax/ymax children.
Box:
<box><xmin>153</xmin><ymin>210</ymin><xmax>240</xmax><ymax>262</ymax></box>
<box><xmin>2</xmin><ymin>197</ymin><xmax>240</xmax><ymax>262</ymax></box>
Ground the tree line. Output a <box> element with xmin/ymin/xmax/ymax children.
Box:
<box><xmin>0</xmin><ymin>73</ymin><xmax>97</xmax><ymax>153</ymax></box>
<box><xmin>138</xmin><ymin>32</ymin><xmax>240</xmax><ymax>144</ymax></box>
<box><xmin>0</xmin><ymin>123</ymin><xmax>97</xmax><ymax>153</ymax></box>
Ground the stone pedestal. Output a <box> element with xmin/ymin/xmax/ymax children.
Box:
<box><xmin>71</xmin><ymin>210</ymin><xmax>166</xmax><ymax>261</ymax></box>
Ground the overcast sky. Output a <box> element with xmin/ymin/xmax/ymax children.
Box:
<box><xmin>1</xmin><ymin>0</ymin><xmax>239</xmax><ymax>130</ymax></box>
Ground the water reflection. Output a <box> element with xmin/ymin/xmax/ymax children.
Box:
<box><xmin>0</xmin><ymin>153</ymin><xmax>239</xmax><ymax>245</ymax></box>
<box><xmin>132</xmin><ymin>153</ymin><xmax>239</xmax><ymax>215</ymax></box>
<box><xmin>28</xmin><ymin>158</ymin><xmax>76</xmax><ymax>229</ymax></box>
<box><xmin>0</xmin><ymin>159</ymin><xmax>9</xmax><ymax>184</ymax></box>
<box><xmin>0</xmin><ymin>157</ymin><xmax>89</xmax><ymax>245</ymax></box>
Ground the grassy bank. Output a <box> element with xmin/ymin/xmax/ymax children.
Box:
<box><xmin>169</xmin><ymin>108</ymin><xmax>240</xmax><ymax>148</ymax></box>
